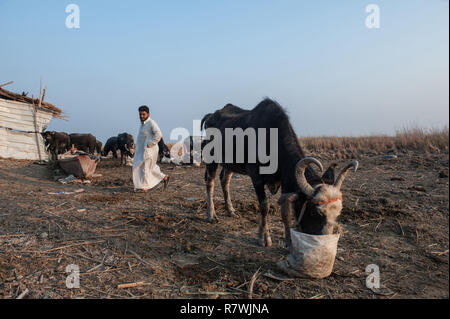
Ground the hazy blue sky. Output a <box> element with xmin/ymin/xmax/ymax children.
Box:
<box><xmin>0</xmin><ymin>0</ymin><xmax>448</xmax><ymax>143</ymax></box>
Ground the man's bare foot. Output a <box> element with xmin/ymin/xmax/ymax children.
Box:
<box><xmin>163</xmin><ymin>175</ymin><xmax>170</xmax><ymax>190</ymax></box>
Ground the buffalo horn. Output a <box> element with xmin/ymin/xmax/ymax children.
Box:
<box><xmin>295</xmin><ymin>157</ymin><xmax>323</xmax><ymax>198</ymax></box>
<box><xmin>334</xmin><ymin>160</ymin><xmax>359</xmax><ymax>190</ymax></box>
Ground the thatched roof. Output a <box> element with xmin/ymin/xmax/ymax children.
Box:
<box><xmin>0</xmin><ymin>87</ymin><xmax>62</xmax><ymax>117</ymax></box>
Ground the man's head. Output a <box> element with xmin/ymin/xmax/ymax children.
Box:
<box><xmin>139</xmin><ymin>105</ymin><xmax>150</xmax><ymax>123</ymax></box>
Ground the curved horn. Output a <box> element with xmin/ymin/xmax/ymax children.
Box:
<box><xmin>201</xmin><ymin>113</ymin><xmax>213</xmax><ymax>130</ymax></box>
<box><xmin>295</xmin><ymin>157</ymin><xmax>324</xmax><ymax>198</ymax></box>
<box><xmin>334</xmin><ymin>160</ymin><xmax>359</xmax><ymax>190</ymax></box>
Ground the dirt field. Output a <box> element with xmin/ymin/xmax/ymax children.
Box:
<box><xmin>0</xmin><ymin>151</ymin><xmax>448</xmax><ymax>299</ymax></box>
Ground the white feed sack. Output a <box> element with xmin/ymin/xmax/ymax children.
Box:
<box><xmin>169</xmin><ymin>136</ymin><xmax>203</xmax><ymax>166</ymax></box>
<box><xmin>277</xmin><ymin>229</ymin><xmax>340</xmax><ymax>279</ymax></box>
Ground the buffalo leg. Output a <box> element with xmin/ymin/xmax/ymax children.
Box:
<box><xmin>220</xmin><ymin>168</ymin><xmax>237</xmax><ymax>217</ymax></box>
<box><xmin>280</xmin><ymin>201</ymin><xmax>294</xmax><ymax>249</ymax></box>
<box><xmin>51</xmin><ymin>149</ymin><xmax>57</xmax><ymax>161</ymax></box>
<box><xmin>251</xmin><ymin>177</ymin><xmax>272</xmax><ymax>247</ymax></box>
<box><xmin>205</xmin><ymin>164</ymin><xmax>219</xmax><ymax>222</ymax></box>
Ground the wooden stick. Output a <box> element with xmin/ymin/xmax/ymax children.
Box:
<box><xmin>396</xmin><ymin>218</ymin><xmax>405</xmax><ymax>236</ymax></box>
<box><xmin>85</xmin><ymin>286</ymin><xmax>125</xmax><ymax>298</ymax></box>
<box><xmin>375</xmin><ymin>217</ymin><xmax>383</xmax><ymax>232</ymax></box>
<box><xmin>39</xmin><ymin>77</ymin><xmax>42</xmax><ymax>108</ymax></box>
<box><xmin>128</xmin><ymin>250</ymin><xmax>154</xmax><ymax>267</ymax></box>
<box><xmin>0</xmin><ymin>234</ymin><xmax>27</xmax><ymax>238</ymax></box>
<box><xmin>206</xmin><ymin>256</ymin><xmax>226</xmax><ymax>267</ymax></box>
<box><xmin>41</xmin><ymin>87</ymin><xmax>46</xmax><ymax>104</ymax></box>
<box><xmin>263</xmin><ymin>271</ymin><xmax>295</xmax><ymax>281</ymax></box>
<box><xmin>235</xmin><ymin>280</ymin><xmax>250</xmax><ymax>289</ymax></box>
<box><xmin>431</xmin><ymin>249</ymin><xmax>449</xmax><ymax>256</ymax></box>
<box><xmin>39</xmin><ymin>240</ymin><xmax>104</xmax><ymax>253</ymax></box>
<box><xmin>183</xmin><ymin>291</ymin><xmax>241</xmax><ymax>296</ymax></box>
<box><xmin>0</xmin><ymin>81</ymin><xmax>14</xmax><ymax>88</ymax></box>
<box><xmin>86</xmin><ymin>263</ymin><xmax>103</xmax><ymax>273</ymax></box>
<box><xmin>248</xmin><ymin>267</ymin><xmax>261</xmax><ymax>299</ymax></box>
<box><xmin>228</xmin><ymin>286</ymin><xmax>248</xmax><ymax>294</ymax></box>
<box><xmin>117</xmin><ymin>282</ymin><xmax>146</xmax><ymax>289</ymax></box>
<box><xmin>16</xmin><ymin>288</ymin><xmax>29</xmax><ymax>299</ymax></box>
<box><xmin>32</xmin><ymin>84</ymin><xmax>43</xmax><ymax>161</ymax></box>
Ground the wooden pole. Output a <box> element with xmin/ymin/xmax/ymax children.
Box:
<box><xmin>0</xmin><ymin>81</ymin><xmax>14</xmax><ymax>88</ymax></box>
<box><xmin>38</xmin><ymin>78</ymin><xmax>42</xmax><ymax>108</ymax></box>
<box><xmin>33</xmin><ymin>82</ymin><xmax>43</xmax><ymax>162</ymax></box>
<box><xmin>42</xmin><ymin>87</ymin><xmax>46</xmax><ymax>104</ymax></box>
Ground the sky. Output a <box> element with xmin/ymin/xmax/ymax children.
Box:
<box><xmin>0</xmin><ymin>0</ymin><xmax>448</xmax><ymax>143</ymax></box>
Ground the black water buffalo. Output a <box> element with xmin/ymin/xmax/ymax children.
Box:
<box><xmin>69</xmin><ymin>133</ymin><xmax>98</xmax><ymax>154</ymax></box>
<box><xmin>201</xmin><ymin>98</ymin><xmax>358</xmax><ymax>247</ymax></box>
<box><xmin>117</xmin><ymin>133</ymin><xmax>135</xmax><ymax>165</ymax></box>
<box><xmin>102</xmin><ymin>136</ymin><xmax>119</xmax><ymax>158</ymax></box>
<box><xmin>42</xmin><ymin>131</ymin><xmax>70</xmax><ymax>160</ymax></box>
<box><xmin>158</xmin><ymin>137</ymin><xmax>170</xmax><ymax>161</ymax></box>
<box><xmin>95</xmin><ymin>140</ymin><xmax>103</xmax><ymax>155</ymax></box>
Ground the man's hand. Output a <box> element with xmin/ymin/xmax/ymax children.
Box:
<box><xmin>146</xmin><ymin>144</ymin><xmax>153</xmax><ymax>149</ymax></box>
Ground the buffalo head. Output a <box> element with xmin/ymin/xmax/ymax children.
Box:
<box><xmin>118</xmin><ymin>133</ymin><xmax>135</xmax><ymax>158</ymax></box>
<box><xmin>280</xmin><ymin>157</ymin><xmax>358</xmax><ymax>239</ymax></box>
<box><xmin>41</xmin><ymin>131</ymin><xmax>56</xmax><ymax>148</ymax></box>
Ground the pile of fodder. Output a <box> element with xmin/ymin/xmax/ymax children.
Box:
<box><xmin>299</xmin><ymin>127</ymin><xmax>449</xmax><ymax>159</ymax></box>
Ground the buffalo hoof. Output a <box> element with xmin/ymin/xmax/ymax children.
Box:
<box><xmin>258</xmin><ymin>234</ymin><xmax>273</xmax><ymax>247</ymax></box>
<box><xmin>227</xmin><ymin>210</ymin><xmax>239</xmax><ymax>218</ymax></box>
<box><xmin>207</xmin><ymin>214</ymin><xmax>219</xmax><ymax>223</ymax></box>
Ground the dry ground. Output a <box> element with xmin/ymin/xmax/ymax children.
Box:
<box><xmin>0</xmin><ymin>150</ymin><xmax>448</xmax><ymax>299</ymax></box>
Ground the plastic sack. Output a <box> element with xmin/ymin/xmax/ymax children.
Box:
<box><xmin>277</xmin><ymin>229</ymin><xmax>340</xmax><ymax>279</ymax></box>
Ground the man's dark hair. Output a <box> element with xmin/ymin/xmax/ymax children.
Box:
<box><xmin>139</xmin><ymin>105</ymin><xmax>150</xmax><ymax>113</ymax></box>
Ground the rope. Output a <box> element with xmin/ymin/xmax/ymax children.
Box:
<box><xmin>294</xmin><ymin>201</ymin><xmax>308</xmax><ymax>232</ymax></box>
<box><xmin>0</xmin><ymin>125</ymin><xmax>43</xmax><ymax>134</ymax></box>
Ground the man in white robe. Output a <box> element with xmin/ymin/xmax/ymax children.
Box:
<box><xmin>132</xmin><ymin>106</ymin><xmax>169</xmax><ymax>192</ymax></box>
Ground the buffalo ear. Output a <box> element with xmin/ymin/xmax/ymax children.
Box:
<box><xmin>322</xmin><ymin>163</ymin><xmax>337</xmax><ymax>185</ymax></box>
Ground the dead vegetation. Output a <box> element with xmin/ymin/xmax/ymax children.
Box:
<box><xmin>300</xmin><ymin>127</ymin><xmax>449</xmax><ymax>160</ymax></box>
<box><xmin>0</xmin><ymin>132</ymin><xmax>448</xmax><ymax>299</ymax></box>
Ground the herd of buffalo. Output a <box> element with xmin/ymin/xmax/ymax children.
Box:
<box><xmin>42</xmin><ymin>98</ymin><xmax>358</xmax><ymax>247</ymax></box>
<box><xmin>41</xmin><ymin>130</ymin><xmax>170</xmax><ymax>164</ymax></box>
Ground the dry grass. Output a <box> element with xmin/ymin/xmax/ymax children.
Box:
<box><xmin>299</xmin><ymin>127</ymin><xmax>449</xmax><ymax>159</ymax></box>
<box><xmin>164</xmin><ymin>127</ymin><xmax>448</xmax><ymax>160</ymax></box>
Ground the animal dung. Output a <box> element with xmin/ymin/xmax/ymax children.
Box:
<box><xmin>277</xmin><ymin>229</ymin><xmax>340</xmax><ymax>279</ymax></box>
